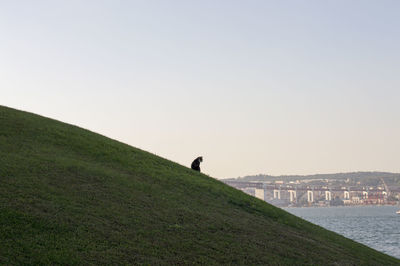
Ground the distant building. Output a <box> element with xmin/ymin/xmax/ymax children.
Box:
<box><xmin>352</xmin><ymin>197</ymin><xmax>361</xmax><ymax>204</ymax></box>
<box><xmin>343</xmin><ymin>199</ymin><xmax>352</xmax><ymax>205</ymax></box>
<box><xmin>255</xmin><ymin>189</ymin><xmax>265</xmax><ymax>200</ymax></box>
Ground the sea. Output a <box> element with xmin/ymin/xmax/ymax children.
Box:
<box><xmin>284</xmin><ymin>205</ymin><xmax>400</xmax><ymax>259</ymax></box>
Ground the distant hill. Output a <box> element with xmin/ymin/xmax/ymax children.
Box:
<box><xmin>1</xmin><ymin>105</ymin><xmax>399</xmax><ymax>265</ymax></box>
<box><xmin>228</xmin><ymin>172</ymin><xmax>400</xmax><ymax>186</ymax></box>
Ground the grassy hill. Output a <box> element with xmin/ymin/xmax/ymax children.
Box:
<box><xmin>0</xmin><ymin>105</ymin><xmax>398</xmax><ymax>265</ymax></box>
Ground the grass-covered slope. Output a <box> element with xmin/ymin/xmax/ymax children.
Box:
<box><xmin>0</xmin><ymin>105</ymin><xmax>398</xmax><ymax>265</ymax></box>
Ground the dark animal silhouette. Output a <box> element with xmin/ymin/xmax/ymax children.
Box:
<box><xmin>191</xmin><ymin>156</ymin><xmax>203</xmax><ymax>172</ymax></box>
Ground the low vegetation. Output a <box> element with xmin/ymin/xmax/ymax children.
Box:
<box><xmin>234</xmin><ymin>172</ymin><xmax>400</xmax><ymax>186</ymax></box>
<box><xmin>0</xmin><ymin>105</ymin><xmax>398</xmax><ymax>265</ymax></box>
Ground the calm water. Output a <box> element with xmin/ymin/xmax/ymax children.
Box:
<box><xmin>284</xmin><ymin>205</ymin><xmax>400</xmax><ymax>259</ymax></box>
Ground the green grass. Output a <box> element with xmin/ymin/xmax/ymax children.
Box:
<box><xmin>0</xmin><ymin>105</ymin><xmax>398</xmax><ymax>265</ymax></box>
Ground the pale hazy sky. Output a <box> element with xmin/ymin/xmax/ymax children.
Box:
<box><xmin>1</xmin><ymin>1</ymin><xmax>399</xmax><ymax>179</ymax></box>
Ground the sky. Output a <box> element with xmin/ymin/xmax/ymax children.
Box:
<box><xmin>1</xmin><ymin>1</ymin><xmax>399</xmax><ymax>179</ymax></box>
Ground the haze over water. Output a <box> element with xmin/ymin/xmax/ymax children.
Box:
<box><xmin>286</xmin><ymin>206</ymin><xmax>400</xmax><ymax>259</ymax></box>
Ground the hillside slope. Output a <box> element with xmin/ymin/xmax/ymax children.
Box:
<box><xmin>0</xmin><ymin>105</ymin><xmax>398</xmax><ymax>265</ymax></box>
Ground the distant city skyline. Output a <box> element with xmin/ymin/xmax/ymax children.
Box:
<box><xmin>1</xmin><ymin>1</ymin><xmax>399</xmax><ymax>178</ymax></box>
